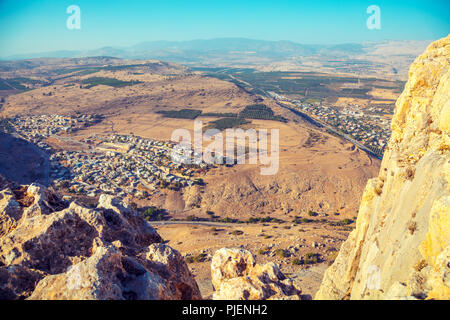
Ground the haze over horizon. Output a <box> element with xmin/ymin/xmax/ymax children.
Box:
<box><xmin>0</xmin><ymin>0</ymin><xmax>449</xmax><ymax>58</ymax></box>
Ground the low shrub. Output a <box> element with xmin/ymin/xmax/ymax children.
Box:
<box><xmin>308</xmin><ymin>210</ymin><xmax>318</xmax><ymax>217</ymax></box>
<box><xmin>275</xmin><ymin>248</ymin><xmax>289</xmax><ymax>258</ymax></box>
<box><xmin>303</xmin><ymin>252</ymin><xmax>321</xmax><ymax>264</ymax></box>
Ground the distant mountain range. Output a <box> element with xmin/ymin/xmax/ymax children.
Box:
<box><xmin>3</xmin><ymin>37</ymin><xmax>430</xmax><ymax>62</ymax></box>
<box><xmin>1</xmin><ymin>38</ymin><xmax>432</xmax><ymax>79</ymax></box>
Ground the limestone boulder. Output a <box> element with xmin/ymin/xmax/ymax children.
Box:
<box><xmin>211</xmin><ymin>248</ymin><xmax>301</xmax><ymax>300</ymax></box>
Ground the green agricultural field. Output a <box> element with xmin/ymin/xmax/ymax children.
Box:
<box><xmin>206</xmin><ymin>118</ymin><xmax>250</xmax><ymax>130</ymax></box>
<box><xmin>156</xmin><ymin>109</ymin><xmax>202</xmax><ymax>119</ymax></box>
<box><xmin>0</xmin><ymin>78</ymin><xmax>30</xmax><ymax>91</ymax></box>
<box><xmin>239</xmin><ymin>104</ymin><xmax>287</xmax><ymax>122</ymax></box>
<box><xmin>80</xmin><ymin>77</ymin><xmax>141</xmax><ymax>89</ymax></box>
<box><xmin>158</xmin><ymin>104</ymin><xmax>285</xmax><ymax>123</ymax></box>
<box><xmin>54</xmin><ymin>63</ymin><xmax>155</xmax><ymax>76</ymax></box>
<box><xmin>199</xmin><ymin>67</ymin><xmax>405</xmax><ymax>102</ymax></box>
<box><xmin>0</xmin><ymin>79</ymin><xmax>12</xmax><ymax>90</ymax></box>
<box><xmin>199</xmin><ymin>112</ymin><xmax>238</xmax><ymax>118</ymax></box>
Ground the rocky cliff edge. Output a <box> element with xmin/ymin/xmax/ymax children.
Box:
<box><xmin>316</xmin><ymin>35</ymin><xmax>450</xmax><ymax>300</ymax></box>
<box><xmin>0</xmin><ymin>176</ymin><xmax>202</xmax><ymax>300</ymax></box>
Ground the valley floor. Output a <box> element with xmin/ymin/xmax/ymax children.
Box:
<box><xmin>153</xmin><ymin>221</ymin><xmax>351</xmax><ymax>299</ymax></box>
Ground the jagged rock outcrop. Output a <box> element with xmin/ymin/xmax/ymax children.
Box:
<box><xmin>0</xmin><ymin>180</ymin><xmax>201</xmax><ymax>300</ymax></box>
<box><xmin>211</xmin><ymin>248</ymin><xmax>302</xmax><ymax>300</ymax></box>
<box><xmin>316</xmin><ymin>35</ymin><xmax>450</xmax><ymax>300</ymax></box>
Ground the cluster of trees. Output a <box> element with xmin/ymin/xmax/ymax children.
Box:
<box><xmin>156</xmin><ymin>109</ymin><xmax>202</xmax><ymax>119</ymax></box>
<box><xmin>158</xmin><ymin>104</ymin><xmax>286</xmax><ymax>124</ymax></box>
<box><xmin>247</xmin><ymin>216</ymin><xmax>284</xmax><ymax>223</ymax></box>
<box><xmin>142</xmin><ymin>206</ymin><xmax>168</xmax><ymax>221</ymax></box>
<box><xmin>80</xmin><ymin>77</ymin><xmax>140</xmax><ymax>89</ymax></box>
<box><xmin>207</xmin><ymin>118</ymin><xmax>250</xmax><ymax>130</ymax></box>
<box><xmin>239</xmin><ymin>104</ymin><xmax>287</xmax><ymax>122</ymax></box>
<box><xmin>200</xmin><ymin>112</ymin><xmax>237</xmax><ymax>118</ymax></box>
<box><xmin>292</xmin><ymin>253</ymin><xmax>322</xmax><ymax>265</ymax></box>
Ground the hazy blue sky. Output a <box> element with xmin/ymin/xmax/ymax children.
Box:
<box><xmin>0</xmin><ymin>0</ymin><xmax>449</xmax><ymax>57</ymax></box>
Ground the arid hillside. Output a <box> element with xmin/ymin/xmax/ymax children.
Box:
<box><xmin>0</xmin><ymin>58</ymin><xmax>380</xmax><ymax>220</ymax></box>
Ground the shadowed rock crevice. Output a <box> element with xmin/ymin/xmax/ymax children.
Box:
<box><xmin>0</xmin><ymin>132</ymin><xmax>50</xmax><ymax>186</ymax></box>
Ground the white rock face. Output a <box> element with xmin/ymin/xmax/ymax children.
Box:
<box><xmin>316</xmin><ymin>35</ymin><xmax>450</xmax><ymax>300</ymax></box>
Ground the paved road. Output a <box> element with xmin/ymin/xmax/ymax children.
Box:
<box><xmin>149</xmin><ymin>220</ymin><xmax>247</xmax><ymax>228</ymax></box>
<box><xmin>225</xmin><ymin>73</ymin><xmax>383</xmax><ymax>160</ymax></box>
<box><xmin>276</xmin><ymin>102</ymin><xmax>382</xmax><ymax>160</ymax></box>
